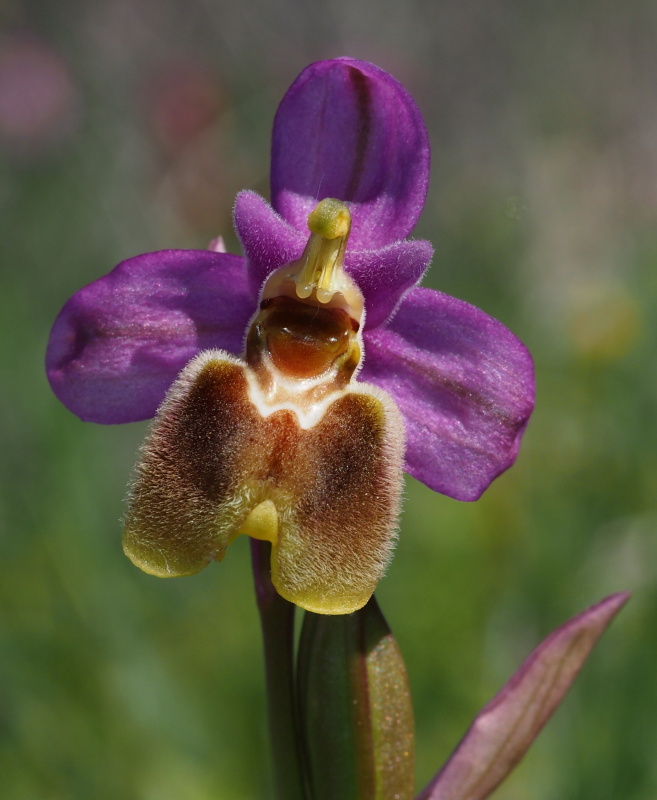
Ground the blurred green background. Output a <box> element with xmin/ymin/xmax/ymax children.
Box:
<box><xmin>2</xmin><ymin>0</ymin><xmax>656</xmax><ymax>797</ymax></box>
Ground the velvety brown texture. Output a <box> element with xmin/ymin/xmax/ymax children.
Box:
<box><xmin>124</xmin><ymin>351</ymin><xmax>404</xmax><ymax>613</ymax></box>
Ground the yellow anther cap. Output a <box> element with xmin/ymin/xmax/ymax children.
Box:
<box><xmin>307</xmin><ymin>198</ymin><xmax>351</xmax><ymax>239</ymax></box>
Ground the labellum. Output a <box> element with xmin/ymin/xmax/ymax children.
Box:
<box><xmin>123</xmin><ymin>199</ymin><xmax>405</xmax><ymax>614</ymax></box>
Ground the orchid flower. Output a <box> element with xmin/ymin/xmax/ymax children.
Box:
<box><xmin>45</xmin><ymin>59</ymin><xmax>627</xmax><ymax>800</ymax></box>
<box><xmin>46</xmin><ymin>58</ymin><xmax>535</xmax><ymax>614</ymax></box>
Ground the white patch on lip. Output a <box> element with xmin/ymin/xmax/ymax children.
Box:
<box><xmin>243</xmin><ymin>364</ymin><xmax>348</xmax><ymax>430</ymax></box>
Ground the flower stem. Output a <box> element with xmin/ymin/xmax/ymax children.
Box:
<box><xmin>250</xmin><ymin>539</ymin><xmax>307</xmax><ymax>800</ymax></box>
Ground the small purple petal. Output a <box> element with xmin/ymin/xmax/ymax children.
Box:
<box><xmin>233</xmin><ymin>190</ymin><xmax>306</xmax><ymax>294</ymax></box>
<box><xmin>271</xmin><ymin>58</ymin><xmax>430</xmax><ymax>250</ymax></box>
<box><xmin>417</xmin><ymin>592</ymin><xmax>630</xmax><ymax>800</ymax></box>
<box><xmin>361</xmin><ymin>288</ymin><xmax>535</xmax><ymax>500</ymax></box>
<box><xmin>346</xmin><ymin>239</ymin><xmax>432</xmax><ymax>329</ymax></box>
<box><xmin>46</xmin><ymin>250</ymin><xmax>256</xmax><ymax>424</ymax></box>
<box><xmin>234</xmin><ymin>190</ymin><xmax>432</xmax><ymax>330</ymax></box>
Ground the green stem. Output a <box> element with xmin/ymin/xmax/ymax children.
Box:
<box><xmin>250</xmin><ymin>539</ymin><xmax>307</xmax><ymax>800</ymax></box>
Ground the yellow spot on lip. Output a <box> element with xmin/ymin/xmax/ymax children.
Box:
<box><xmin>238</xmin><ymin>499</ymin><xmax>279</xmax><ymax>544</ymax></box>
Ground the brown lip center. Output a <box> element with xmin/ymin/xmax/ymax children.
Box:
<box><xmin>262</xmin><ymin>297</ymin><xmax>355</xmax><ymax>380</ymax></box>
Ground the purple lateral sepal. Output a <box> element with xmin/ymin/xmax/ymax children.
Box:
<box><xmin>46</xmin><ymin>250</ymin><xmax>255</xmax><ymax>424</ymax></box>
<box><xmin>271</xmin><ymin>58</ymin><xmax>430</xmax><ymax>250</ymax></box>
<box><xmin>417</xmin><ymin>592</ymin><xmax>630</xmax><ymax>800</ymax></box>
<box><xmin>361</xmin><ymin>287</ymin><xmax>535</xmax><ymax>501</ymax></box>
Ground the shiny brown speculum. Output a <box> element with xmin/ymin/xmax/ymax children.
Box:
<box><xmin>249</xmin><ymin>296</ymin><xmax>359</xmax><ymax>381</ymax></box>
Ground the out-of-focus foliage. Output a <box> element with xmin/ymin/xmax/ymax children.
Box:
<box><xmin>1</xmin><ymin>1</ymin><xmax>656</xmax><ymax>798</ymax></box>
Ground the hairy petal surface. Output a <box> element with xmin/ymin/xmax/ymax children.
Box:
<box><xmin>124</xmin><ymin>354</ymin><xmax>249</xmax><ymax>577</ymax></box>
<box><xmin>235</xmin><ymin>190</ymin><xmax>432</xmax><ymax>330</ymax></box>
<box><xmin>346</xmin><ymin>239</ymin><xmax>432</xmax><ymax>329</ymax></box>
<box><xmin>124</xmin><ymin>353</ymin><xmax>406</xmax><ymax>614</ymax></box>
<box><xmin>270</xmin><ymin>384</ymin><xmax>406</xmax><ymax>614</ymax></box>
<box><xmin>46</xmin><ymin>250</ymin><xmax>255</xmax><ymax>424</ymax></box>
<box><xmin>234</xmin><ymin>190</ymin><xmax>306</xmax><ymax>295</ymax></box>
<box><xmin>271</xmin><ymin>58</ymin><xmax>430</xmax><ymax>250</ymax></box>
<box><xmin>417</xmin><ymin>593</ymin><xmax>630</xmax><ymax>800</ymax></box>
<box><xmin>360</xmin><ymin>287</ymin><xmax>535</xmax><ymax>500</ymax></box>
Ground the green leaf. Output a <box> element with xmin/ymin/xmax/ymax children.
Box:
<box><xmin>298</xmin><ymin>596</ymin><xmax>414</xmax><ymax>800</ymax></box>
